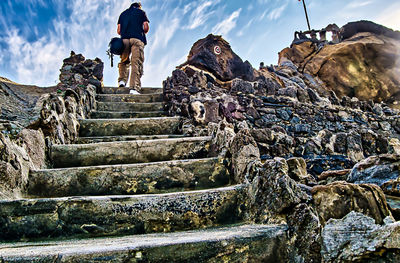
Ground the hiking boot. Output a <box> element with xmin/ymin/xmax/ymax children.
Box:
<box><xmin>129</xmin><ymin>90</ymin><xmax>140</xmax><ymax>95</ymax></box>
<box><xmin>118</xmin><ymin>81</ymin><xmax>126</xmax><ymax>87</ymax></box>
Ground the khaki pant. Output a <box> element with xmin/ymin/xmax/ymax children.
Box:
<box><xmin>118</xmin><ymin>38</ymin><xmax>145</xmax><ymax>91</ymax></box>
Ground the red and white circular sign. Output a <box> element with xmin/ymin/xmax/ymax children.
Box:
<box><xmin>214</xmin><ymin>45</ymin><xmax>221</xmax><ymax>55</ymax></box>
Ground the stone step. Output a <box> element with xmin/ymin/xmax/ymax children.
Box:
<box><xmin>28</xmin><ymin>158</ymin><xmax>230</xmax><ymax>197</ymax></box>
<box><xmin>100</xmin><ymin>87</ymin><xmax>162</xmax><ymax>94</ymax></box>
<box><xmin>90</xmin><ymin>110</ymin><xmax>166</xmax><ymax>119</ymax></box>
<box><xmin>79</xmin><ymin>117</ymin><xmax>180</xmax><ymax>137</ymax></box>
<box><xmin>51</xmin><ymin>136</ymin><xmax>211</xmax><ymax>168</ymax></box>
<box><xmin>97</xmin><ymin>102</ymin><xmax>164</xmax><ymax>112</ymax></box>
<box><xmin>96</xmin><ymin>93</ymin><xmax>163</xmax><ymax>103</ymax></box>
<box><xmin>0</xmin><ymin>224</ymin><xmax>288</xmax><ymax>262</ymax></box>
<box><xmin>76</xmin><ymin>134</ymin><xmax>187</xmax><ymax>144</ymax></box>
<box><xmin>0</xmin><ymin>185</ymin><xmax>246</xmax><ymax>241</ymax></box>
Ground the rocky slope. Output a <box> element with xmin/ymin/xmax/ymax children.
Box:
<box><xmin>279</xmin><ymin>20</ymin><xmax>400</xmax><ymax>108</ymax></box>
<box><xmin>0</xmin><ymin>52</ymin><xmax>101</xmax><ymax>198</ymax></box>
<box><xmin>163</xmin><ymin>21</ymin><xmax>400</xmax><ymax>262</ymax></box>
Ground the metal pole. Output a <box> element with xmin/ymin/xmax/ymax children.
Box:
<box><xmin>302</xmin><ymin>0</ymin><xmax>311</xmax><ymax>31</ymax></box>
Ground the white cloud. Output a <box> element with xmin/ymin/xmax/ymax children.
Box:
<box><xmin>258</xmin><ymin>10</ymin><xmax>268</xmax><ymax>21</ymax></box>
<box><xmin>3</xmin><ymin>29</ymin><xmax>66</xmax><ymax>86</ymax></box>
<box><xmin>268</xmin><ymin>4</ymin><xmax>288</xmax><ymax>20</ymax></box>
<box><xmin>346</xmin><ymin>0</ymin><xmax>374</xmax><ymax>9</ymax></box>
<box><xmin>186</xmin><ymin>1</ymin><xmax>213</xmax><ymax>30</ymax></box>
<box><xmin>237</xmin><ymin>18</ymin><xmax>255</xmax><ymax>37</ymax></box>
<box><xmin>149</xmin><ymin>18</ymin><xmax>180</xmax><ymax>52</ymax></box>
<box><xmin>212</xmin><ymin>8</ymin><xmax>242</xmax><ymax>36</ymax></box>
<box><xmin>0</xmin><ymin>0</ymin><xmax>133</xmax><ymax>86</ymax></box>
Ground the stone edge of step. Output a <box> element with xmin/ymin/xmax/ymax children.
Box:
<box><xmin>76</xmin><ymin>134</ymin><xmax>186</xmax><ymax>142</ymax></box>
<box><xmin>0</xmin><ymin>184</ymin><xmax>246</xmax><ymax>204</ymax></box>
<box><xmin>97</xmin><ymin>102</ymin><xmax>164</xmax><ymax>105</ymax></box>
<box><xmin>31</xmin><ymin>157</ymin><xmax>220</xmax><ymax>173</ymax></box>
<box><xmin>78</xmin><ymin>116</ymin><xmax>180</xmax><ymax>122</ymax></box>
<box><xmin>0</xmin><ymin>224</ymin><xmax>288</xmax><ymax>258</ymax></box>
<box><xmin>51</xmin><ymin>136</ymin><xmax>212</xmax><ymax>148</ymax></box>
<box><xmin>96</xmin><ymin>93</ymin><xmax>163</xmax><ymax>97</ymax></box>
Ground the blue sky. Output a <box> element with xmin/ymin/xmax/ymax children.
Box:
<box><xmin>0</xmin><ymin>0</ymin><xmax>399</xmax><ymax>87</ymax></box>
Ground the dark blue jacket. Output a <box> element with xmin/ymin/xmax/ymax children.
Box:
<box><xmin>118</xmin><ymin>5</ymin><xmax>149</xmax><ymax>45</ymax></box>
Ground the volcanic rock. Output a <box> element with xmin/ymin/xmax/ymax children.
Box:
<box><xmin>347</xmin><ymin>154</ymin><xmax>400</xmax><ymax>196</ymax></box>
<box><xmin>179</xmin><ymin>34</ymin><xmax>255</xmax><ymax>82</ymax></box>
<box><xmin>311</xmin><ymin>181</ymin><xmax>392</xmax><ymax>225</ymax></box>
<box><xmin>279</xmin><ymin>21</ymin><xmax>400</xmax><ymax>108</ymax></box>
<box><xmin>322</xmin><ymin>211</ymin><xmax>400</xmax><ymax>262</ymax></box>
<box><xmin>247</xmin><ymin>158</ymin><xmax>308</xmax><ymax>224</ymax></box>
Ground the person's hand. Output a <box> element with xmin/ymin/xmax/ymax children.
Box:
<box><xmin>143</xmin><ymin>22</ymin><xmax>149</xmax><ymax>34</ymax></box>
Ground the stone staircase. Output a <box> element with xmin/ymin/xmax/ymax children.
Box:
<box><xmin>0</xmin><ymin>87</ymin><xmax>287</xmax><ymax>262</ymax></box>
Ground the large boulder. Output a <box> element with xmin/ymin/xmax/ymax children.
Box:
<box><xmin>279</xmin><ymin>21</ymin><xmax>400</xmax><ymax>107</ymax></box>
<box><xmin>311</xmin><ymin>181</ymin><xmax>392</xmax><ymax>225</ymax></box>
<box><xmin>340</xmin><ymin>20</ymin><xmax>400</xmax><ymax>41</ymax></box>
<box><xmin>0</xmin><ymin>79</ymin><xmax>58</xmax><ymax>128</ymax></box>
<box><xmin>247</xmin><ymin>158</ymin><xmax>308</xmax><ymax>224</ymax></box>
<box><xmin>322</xmin><ymin>211</ymin><xmax>400</xmax><ymax>262</ymax></box>
<box><xmin>230</xmin><ymin>127</ymin><xmax>260</xmax><ymax>183</ymax></box>
<box><xmin>179</xmin><ymin>34</ymin><xmax>255</xmax><ymax>82</ymax></box>
<box><xmin>347</xmin><ymin>154</ymin><xmax>400</xmax><ymax>196</ymax></box>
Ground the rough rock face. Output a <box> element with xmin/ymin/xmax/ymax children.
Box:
<box><xmin>179</xmin><ymin>34</ymin><xmax>255</xmax><ymax>82</ymax></box>
<box><xmin>0</xmin><ymin>79</ymin><xmax>57</xmax><ymax>131</ymax></box>
<box><xmin>0</xmin><ymin>129</ymin><xmax>44</xmax><ymax>200</ymax></box>
<box><xmin>230</xmin><ymin>127</ymin><xmax>260</xmax><ymax>183</ymax></box>
<box><xmin>246</xmin><ymin>158</ymin><xmax>309</xmax><ymax>224</ymax></box>
<box><xmin>243</xmin><ymin>157</ymin><xmax>321</xmax><ymax>262</ymax></box>
<box><xmin>322</xmin><ymin>211</ymin><xmax>400</xmax><ymax>262</ymax></box>
<box><xmin>164</xmin><ymin>64</ymin><xmax>400</xmax><ymax>176</ymax></box>
<box><xmin>163</xmin><ymin>27</ymin><xmax>400</xmax><ymax>261</ymax></box>
<box><xmin>0</xmin><ymin>52</ymin><xmax>101</xmax><ymax>199</ymax></box>
<box><xmin>348</xmin><ymin>154</ymin><xmax>400</xmax><ymax>197</ymax></box>
<box><xmin>279</xmin><ymin>21</ymin><xmax>400</xmax><ymax>108</ymax></box>
<box><xmin>312</xmin><ymin>181</ymin><xmax>392</xmax><ymax>225</ymax></box>
<box><xmin>340</xmin><ymin>20</ymin><xmax>400</xmax><ymax>41</ymax></box>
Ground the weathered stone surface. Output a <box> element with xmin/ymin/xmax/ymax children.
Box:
<box><xmin>0</xmin><ymin>224</ymin><xmax>289</xmax><ymax>262</ymax></box>
<box><xmin>347</xmin><ymin>154</ymin><xmax>400</xmax><ymax>191</ymax></box>
<box><xmin>76</xmin><ymin>134</ymin><xmax>187</xmax><ymax>144</ymax></box>
<box><xmin>340</xmin><ymin>20</ymin><xmax>400</xmax><ymax>41</ymax></box>
<box><xmin>79</xmin><ymin>117</ymin><xmax>181</xmax><ymax>137</ymax></box>
<box><xmin>89</xmin><ymin>110</ymin><xmax>166</xmax><ymax>119</ymax></box>
<box><xmin>96</xmin><ymin>93</ymin><xmax>163</xmax><ymax>103</ymax></box>
<box><xmin>312</xmin><ymin>181</ymin><xmax>393</xmax><ymax>225</ymax></box>
<box><xmin>100</xmin><ymin>87</ymin><xmax>162</xmax><ymax>95</ymax></box>
<box><xmin>0</xmin><ymin>79</ymin><xmax>57</xmax><ymax>128</ymax></box>
<box><xmin>247</xmin><ymin>158</ymin><xmax>308</xmax><ymax>224</ymax></box>
<box><xmin>322</xmin><ymin>211</ymin><xmax>400</xmax><ymax>263</ymax></box>
<box><xmin>51</xmin><ymin>136</ymin><xmax>211</xmax><ymax>168</ymax></box>
<box><xmin>287</xmin><ymin>157</ymin><xmax>316</xmax><ymax>185</ymax></box>
<box><xmin>230</xmin><ymin>128</ymin><xmax>260</xmax><ymax>183</ymax></box>
<box><xmin>280</xmin><ymin>22</ymin><xmax>400</xmax><ymax>108</ymax></box>
<box><xmin>0</xmin><ymin>185</ymin><xmax>246</xmax><ymax>241</ymax></box>
<box><xmin>15</xmin><ymin>129</ymin><xmax>45</xmax><ymax>171</ymax></box>
<box><xmin>286</xmin><ymin>203</ymin><xmax>322</xmax><ymax>263</ymax></box>
<box><xmin>0</xmin><ymin>53</ymin><xmax>101</xmax><ymax>199</ymax></box>
<box><xmin>0</xmin><ymin>134</ymin><xmax>30</xmax><ymax>199</ymax></box>
<box><xmin>386</xmin><ymin>195</ymin><xmax>400</xmax><ymax>221</ymax></box>
<box><xmin>318</xmin><ymin>169</ymin><xmax>350</xmax><ymax>184</ymax></box>
<box><xmin>179</xmin><ymin>34</ymin><xmax>255</xmax><ymax>82</ymax></box>
<box><xmin>28</xmin><ymin>158</ymin><xmax>229</xmax><ymax>197</ymax></box>
<box><xmin>97</xmin><ymin>102</ymin><xmax>164</xmax><ymax>112</ymax></box>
